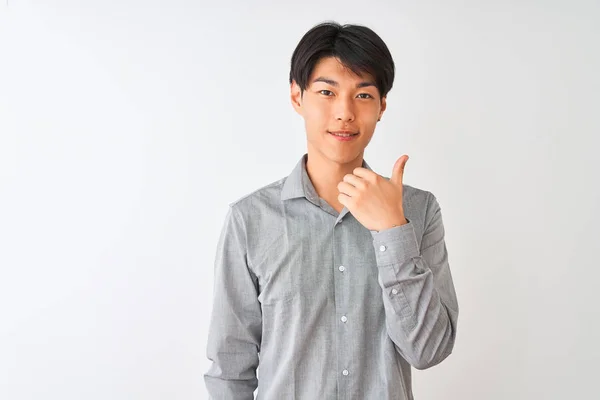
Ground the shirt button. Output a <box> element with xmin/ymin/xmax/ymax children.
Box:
<box><xmin>339</xmin><ymin>265</ymin><xmax>345</xmax><ymax>272</ymax></box>
<box><xmin>379</xmin><ymin>245</ymin><xmax>387</xmax><ymax>252</ymax></box>
<box><xmin>337</xmin><ymin>219</ymin><xmax>343</xmax><ymax>224</ymax></box>
<box><xmin>342</xmin><ymin>369</ymin><xmax>349</xmax><ymax>376</ymax></box>
<box><xmin>341</xmin><ymin>315</ymin><xmax>348</xmax><ymax>323</ymax></box>
<box><xmin>392</xmin><ymin>288</ymin><xmax>399</xmax><ymax>295</ymax></box>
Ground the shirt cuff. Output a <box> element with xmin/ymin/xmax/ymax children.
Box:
<box><xmin>370</xmin><ymin>219</ymin><xmax>420</xmax><ymax>266</ymax></box>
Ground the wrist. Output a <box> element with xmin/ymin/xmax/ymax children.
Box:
<box><xmin>377</xmin><ymin>217</ymin><xmax>408</xmax><ymax>231</ymax></box>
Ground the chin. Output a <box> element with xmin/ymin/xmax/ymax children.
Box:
<box><xmin>325</xmin><ymin>149</ymin><xmax>364</xmax><ymax>164</ymax></box>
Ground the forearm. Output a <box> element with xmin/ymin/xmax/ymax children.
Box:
<box><xmin>378</xmin><ymin>250</ymin><xmax>457</xmax><ymax>369</ymax></box>
<box><xmin>371</xmin><ymin>210</ymin><xmax>459</xmax><ymax>369</ymax></box>
<box><xmin>204</xmin><ymin>206</ymin><xmax>262</xmax><ymax>398</ymax></box>
<box><xmin>204</xmin><ymin>349</ymin><xmax>258</xmax><ymax>399</ymax></box>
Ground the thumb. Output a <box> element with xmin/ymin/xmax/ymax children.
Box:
<box><xmin>390</xmin><ymin>155</ymin><xmax>408</xmax><ymax>186</ymax></box>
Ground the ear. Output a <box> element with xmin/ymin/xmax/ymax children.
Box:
<box><xmin>290</xmin><ymin>80</ymin><xmax>303</xmax><ymax>115</ymax></box>
<box><xmin>378</xmin><ymin>96</ymin><xmax>387</xmax><ymax>121</ymax></box>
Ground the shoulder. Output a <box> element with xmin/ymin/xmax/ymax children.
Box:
<box><xmin>380</xmin><ymin>177</ymin><xmax>443</xmax><ymax>229</ymax></box>
<box><xmin>380</xmin><ymin>177</ymin><xmax>438</xmax><ymax>210</ymax></box>
<box><xmin>227</xmin><ymin>176</ymin><xmax>287</xmax><ymax>220</ymax></box>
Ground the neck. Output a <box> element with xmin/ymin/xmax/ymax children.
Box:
<box><xmin>305</xmin><ymin>147</ymin><xmax>364</xmax><ymax>211</ymax></box>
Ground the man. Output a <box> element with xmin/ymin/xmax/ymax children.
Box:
<box><xmin>204</xmin><ymin>21</ymin><xmax>459</xmax><ymax>400</ymax></box>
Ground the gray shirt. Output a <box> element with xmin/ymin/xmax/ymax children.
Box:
<box><xmin>204</xmin><ymin>153</ymin><xmax>459</xmax><ymax>399</ymax></box>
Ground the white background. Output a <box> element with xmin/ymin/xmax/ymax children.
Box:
<box><xmin>1</xmin><ymin>1</ymin><xmax>599</xmax><ymax>399</ymax></box>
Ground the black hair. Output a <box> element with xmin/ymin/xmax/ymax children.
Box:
<box><xmin>289</xmin><ymin>21</ymin><xmax>395</xmax><ymax>100</ymax></box>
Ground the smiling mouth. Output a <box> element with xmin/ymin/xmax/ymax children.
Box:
<box><xmin>329</xmin><ymin>131</ymin><xmax>359</xmax><ymax>137</ymax></box>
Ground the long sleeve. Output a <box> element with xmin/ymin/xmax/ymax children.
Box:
<box><xmin>370</xmin><ymin>192</ymin><xmax>459</xmax><ymax>370</ymax></box>
<box><xmin>204</xmin><ymin>206</ymin><xmax>262</xmax><ymax>399</ymax></box>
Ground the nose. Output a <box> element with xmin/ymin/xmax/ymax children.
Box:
<box><xmin>334</xmin><ymin>97</ymin><xmax>355</xmax><ymax>123</ymax></box>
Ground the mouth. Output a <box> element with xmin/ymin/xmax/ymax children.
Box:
<box><xmin>328</xmin><ymin>131</ymin><xmax>359</xmax><ymax>141</ymax></box>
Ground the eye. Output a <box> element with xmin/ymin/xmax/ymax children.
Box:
<box><xmin>319</xmin><ymin>90</ymin><xmax>334</xmax><ymax>96</ymax></box>
<box><xmin>357</xmin><ymin>93</ymin><xmax>374</xmax><ymax>99</ymax></box>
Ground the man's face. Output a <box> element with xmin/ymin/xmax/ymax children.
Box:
<box><xmin>291</xmin><ymin>56</ymin><xmax>386</xmax><ymax>165</ymax></box>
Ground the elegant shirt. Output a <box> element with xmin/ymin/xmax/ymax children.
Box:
<box><xmin>204</xmin><ymin>153</ymin><xmax>459</xmax><ymax>400</ymax></box>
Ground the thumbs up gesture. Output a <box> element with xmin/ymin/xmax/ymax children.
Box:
<box><xmin>337</xmin><ymin>155</ymin><xmax>409</xmax><ymax>232</ymax></box>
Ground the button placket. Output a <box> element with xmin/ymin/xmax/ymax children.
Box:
<box><xmin>334</xmin><ymin>218</ymin><xmax>352</xmax><ymax>391</ymax></box>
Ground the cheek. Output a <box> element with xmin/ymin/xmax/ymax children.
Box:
<box><xmin>362</xmin><ymin>108</ymin><xmax>381</xmax><ymax>125</ymax></box>
<box><xmin>304</xmin><ymin>103</ymin><xmax>329</xmax><ymax>126</ymax></box>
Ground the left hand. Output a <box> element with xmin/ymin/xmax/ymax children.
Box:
<box><xmin>337</xmin><ymin>155</ymin><xmax>409</xmax><ymax>231</ymax></box>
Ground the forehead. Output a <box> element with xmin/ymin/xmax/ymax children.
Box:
<box><xmin>309</xmin><ymin>56</ymin><xmax>374</xmax><ymax>84</ymax></box>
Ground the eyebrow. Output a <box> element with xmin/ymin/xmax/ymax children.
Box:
<box><xmin>311</xmin><ymin>76</ymin><xmax>376</xmax><ymax>89</ymax></box>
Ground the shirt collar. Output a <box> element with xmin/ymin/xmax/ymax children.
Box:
<box><xmin>281</xmin><ymin>153</ymin><xmax>373</xmax><ymax>201</ymax></box>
